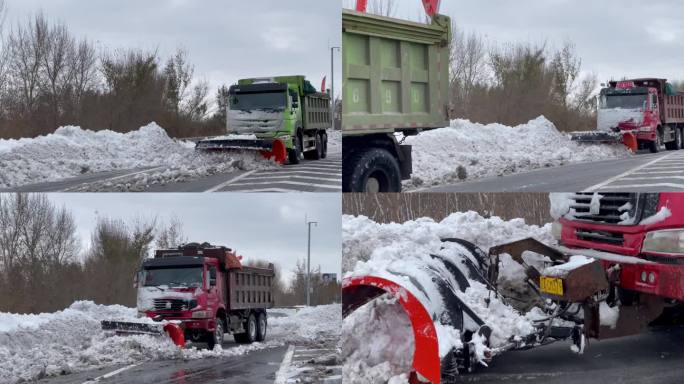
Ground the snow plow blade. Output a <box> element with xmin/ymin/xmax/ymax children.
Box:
<box><xmin>101</xmin><ymin>321</ymin><xmax>186</xmax><ymax>347</ymax></box>
<box><xmin>570</xmin><ymin>131</ymin><xmax>638</xmax><ymax>152</ymax></box>
<box><xmin>343</xmin><ymin>239</ymin><xmax>492</xmax><ymax>384</ymax></box>
<box><xmin>196</xmin><ymin>138</ymin><xmax>288</xmax><ymax>165</ymax></box>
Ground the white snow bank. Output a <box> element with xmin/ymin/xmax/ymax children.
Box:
<box><xmin>404</xmin><ymin>116</ymin><xmax>630</xmax><ymax>189</ymax></box>
<box><xmin>269</xmin><ymin>304</ymin><xmax>341</xmax><ymax>344</ymax></box>
<box><xmin>0</xmin><ymin>301</ymin><xmax>339</xmax><ymax>383</ymax></box>
<box><xmin>342</xmin><ymin>295</ymin><xmax>413</xmax><ymax>384</ymax></box>
<box><xmin>597</xmin><ymin>108</ymin><xmax>643</xmax><ymax>132</ymax></box>
<box><xmin>0</xmin><ymin>123</ymin><xmax>274</xmax><ymax>189</ymax></box>
<box><xmin>327</xmin><ymin>129</ymin><xmax>342</xmax><ymax>154</ymax></box>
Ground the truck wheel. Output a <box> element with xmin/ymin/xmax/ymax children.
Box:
<box><xmin>666</xmin><ymin>128</ymin><xmax>682</xmax><ymax>151</ymax></box>
<box><xmin>650</xmin><ymin>130</ymin><xmax>663</xmax><ymax>153</ymax></box>
<box><xmin>305</xmin><ymin>133</ymin><xmax>324</xmax><ymax>160</ymax></box>
<box><xmin>234</xmin><ymin>313</ymin><xmax>257</xmax><ymax>344</ymax></box>
<box><xmin>320</xmin><ymin>132</ymin><xmax>328</xmax><ymax>159</ymax></box>
<box><xmin>288</xmin><ymin>134</ymin><xmax>303</xmax><ymax>164</ymax></box>
<box><xmin>343</xmin><ymin>148</ymin><xmax>401</xmax><ymax>193</ymax></box>
<box><xmin>206</xmin><ymin>317</ymin><xmax>224</xmax><ymax>350</ymax></box>
<box><xmin>256</xmin><ymin>312</ymin><xmax>267</xmax><ymax>342</ymax></box>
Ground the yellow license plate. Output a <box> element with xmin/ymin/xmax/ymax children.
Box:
<box><xmin>540</xmin><ymin>276</ymin><xmax>564</xmax><ymax>296</ymax></box>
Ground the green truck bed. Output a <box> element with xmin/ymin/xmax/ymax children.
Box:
<box><xmin>342</xmin><ymin>9</ymin><xmax>451</xmax><ymax>135</ymax></box>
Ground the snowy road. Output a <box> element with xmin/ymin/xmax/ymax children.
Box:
<box><xmin>455</xmin><ymin>326</ymin><xmax>684</xmax><ymax>384</ymax></box>
<box><xmin>424</xmin><ymin>150</ymin><xmax>684</xmax><ymax>193</ymax></box>
<box><xmin>39</xmin><ymin>344</ymin><xmax>289</xmax><ymax>384</ymax></box>
<box><xmin>2</xmin><ymin>153</ymin><xmax>341</xmax><ymax>193</ymax></box>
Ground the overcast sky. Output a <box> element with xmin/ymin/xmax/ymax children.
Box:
<box><xmin>3</xmin><ymin>0</ymin><xmax>342</xmax><ymax>104</ymax></box>
<box><xmin>46</xmin><ymin>193</ymin><xmax>341</xmax><ymax>286</ymax></box>
<box><xmin>352</xmin><ymin>0</ymin><xmax>684</xmax><ymax>83</ymax></box>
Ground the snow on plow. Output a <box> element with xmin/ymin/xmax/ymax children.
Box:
<box><xmin>101</xmin><ymin>320</ymin><xmax>186</xmax><ymax>347</ymax></box>
<box><xmin>196</xmin><ymin>136</ymin><xmax>288</xmax><ymax>165</ymax></box>
<box><xmin>342</xmin><ymin>213</ymin><xmax>670</xmax><ymax>383</ymax></box>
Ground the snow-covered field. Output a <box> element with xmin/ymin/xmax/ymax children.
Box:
<box><xmin>342</xmin><ymin>212</ymin><xmax>557</xmax><ymax>383</ymax></box>
<box><xmin>0</xmin><ymin>302</ymin><xmax>340</xmax><ymax>383</ymax></box>
<box><xmin>0</xmin><ymin>123</ymin><xmax>276</xmax><ymax>190</ymax></box>
<box><xmin>404</xmin><ymin>116</ymin><xmax>630</xmax><ymax>190</ymax></box>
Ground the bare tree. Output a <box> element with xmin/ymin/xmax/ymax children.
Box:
<box><xmin>155</xmin><ymin>216</ymin><xmax>187</xmax><ymax>249</ymax></box>
<box><xmin>70</xmin><ymin>38</ymin><xmax>97</xmax><ymax>113</ymax></box>
<box><xmin>449</xmin><ymin>24</ymin><xmax>487</xmax><ymax>117</ymax></box>
<box><xmin>41</xmin><ymin>22</ymin><xmax>75</xmax><ymax>127</ymax></box>
<box><xmin>549</xmin><ymin>41</ymin><xmax>580</xmax><ymax>108</ymax></box>
<box><xmin>368</xmin><ymin>0</ymin><xmax>397</xmax><ymax>17</ymax></box>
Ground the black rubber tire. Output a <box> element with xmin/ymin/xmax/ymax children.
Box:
<box><xmin>234</xmin><ymin>313</ymin><xmax>257</xmax><ymax>344</ymax></box>
<box><xmin>320</xmin><ymin>132</ymin><xmax>328</xmax><ymax>159</ymax></box>
<box><xmin>342</xmin><ymin>148</ymin><xmax>401</xmax><ymax>193</ymax></box>
<box><xmin>256</xmin><ymin>312</ymin><xmax>267</xmax><ymax>342</ymax></box>
<box><xmin>305</xmin><ymin>134</ymin><xmax>323</xmax><ymax>160</ymax></box>
<box><xmin>650</xmin><ymin>129</ymin><xmax>663</xmax><ymax>153</ymax></box>
<box><xmin>666</xmin><ymin>127</ymin><xmax>682</xmax><ymax>150</ymax></box>
<box><xmin>288</xmin><ymin>133</ymin><xmax>303</xmax><ymax>164</ymax></box>
<box><xmin>206</xmin><ymin>317</ymin><xmax>224</xmax><ymax>350</ymax></box>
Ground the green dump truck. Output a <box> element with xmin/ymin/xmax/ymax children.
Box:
<box><xmin>198</xmin><ymin>75</ymin><xmax>332</xmax><ymax>165</ymax></box>
<box><xmin>342</xmin><ymin>9</ymin><xmax>451</xmax><ymax>192</ymax></box>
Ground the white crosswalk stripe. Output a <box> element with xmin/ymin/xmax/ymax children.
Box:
<box><xmin>213</xmin><ymin>152</ymin><xmax>342</xmax><ymax>192</ymax></box>
<box><xmin>586</xmin><ymin>152</ymin><xmax>684</xmax><ymax>191</ymax></box>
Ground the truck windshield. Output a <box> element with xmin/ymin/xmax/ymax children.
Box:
<box><xmin>231</xmin><ymin>92</ymin><xmax>286</xmax><ymax>111</ymax></box>
<box><xmin>142</xmin><ymin>267</ymin><xmax>203</xmax><ymax>288</ymax></box>
<box><xmin>600</xmin><ymin>94</ymin><xmax>648</xmax><ymax>110</ymax></box>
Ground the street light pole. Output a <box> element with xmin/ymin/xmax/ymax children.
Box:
<box><xmin>306</xmin><ymin>220</ymin><xmax>318</xmax><ymax>306</ymax></box>
<box><xmin>330</xmin><ymin>46</ymin><xmax>340</xmax><ymax>126</ymax></box>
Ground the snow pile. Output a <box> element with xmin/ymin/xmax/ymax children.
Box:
<box><xmin>404</xmin><ymin>116</ymin><xmax>629</xmax><ymax>189</ymax></box>
<box><xmin>0</xmin><ymin>301</ymin><xmax>338</xmax><ymax>383</ymax></box>
<box><xmin>597</xmin><ymin>108</ymin><xmax>643</xmax><ymax>132</ymax></box>
<box><xmin>0</xmin><ymin>123</ymin><xmax>274</xmax><ymax>189</ymax></box>
<box><xmin>327</xmin><ymin>129</ymin><xmax>342</xmax><ymax>154</ymax></box>
<box><xmin>342</xmin><ymin>295</ymin><xmax>413</xmax><ymax>384</ymax></box>
<box><xmin>342</xmin><ymin>213</ymin><xmax>556</xmax><ymax>380</ymax></box>
<box><xmin>269</xmin><ymin>304</ymin><xmax>341</xmax><ymax>344</ymax></box>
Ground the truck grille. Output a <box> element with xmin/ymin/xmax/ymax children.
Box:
<box><xmin>576</xmin><ymin>228</ymin><xmax>624</xmax><ymax>245</ymax></box>
<box><xmin>570</xmin><ymin>193</ymin><xmax>636</xmax><ymax>224</ymax></box>
<box><xmin>153</xmin><ymin>299</ymin><xmax>187</xmax><ymax>312</ymax></box>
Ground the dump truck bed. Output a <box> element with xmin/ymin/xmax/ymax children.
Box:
<box><xmin>226</xmin><ymin>266</ymin><xmax>275</xmax><ymax>311</ymax></box>
<box><xmin>303</xmin><ymin>93</ymin><xmax>332</xmax><ymax>131</ymax></box>
<box><xmin>342</xmin><ymin>9</ymin><xmax>451</xmax><ymax>135</ymax></box>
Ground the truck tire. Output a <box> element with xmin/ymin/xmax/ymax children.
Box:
<box><xmin>650</xmin><ymin>129</ymin><xmax>663</xmax><ymax>153</ymax></box>
<box><xmin>288</xmin><ymin>133</ymin><xmax>303</xmax><ymax>165</ymax></box>
<box><xmin>256</xmin><ymin>312</ymin><xmax>267</xmax><ymax>342</ymax></box>
<box><xmin>666</xmin><ymin>127</ymin><xmax>682</xmax><ymax>150</ymax></box>
<box><xmin>343</xmin><ymin>148</ymin><xmax>402</xmax><ymax>193</ymax></box>
<box><xmin>321</xmin><ymin>132</ymin><xmax>328</xmax><ymax>159</ymax></box>
<box><xmin>206</xmin><ymin>317</ymin><xmax>224</xmax><ymax>350</ymax></box>
<box><xmin>234</xmin><ymin>313</ymin><xmax>258</xmax><ymax>344</ymax></box>
<box><xmin>304</xmin><ymin>133</ymin><xmax>323</xmax><ymax>160</ymax></box>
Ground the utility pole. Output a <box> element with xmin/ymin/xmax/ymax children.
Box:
<box><xmin>306</xmin><ymin>220</ymin><xmax>318</xmax><ymax>306</ymax></box>
<box><xmin>330</xmin><ymin>46</ymin><xmax>340</xmax><ymax>126</ymax></box>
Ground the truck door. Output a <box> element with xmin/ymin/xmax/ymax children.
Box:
<box><xmin>206</xmin><ymin>265</ymin><xmax>220</xmax><ymax>313</ymax></box>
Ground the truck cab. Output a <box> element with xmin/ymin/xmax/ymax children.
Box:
<box><xmin>136</xmin><ymin>243</ymin><xmax>274</xmax><ymax>349</ymax></box>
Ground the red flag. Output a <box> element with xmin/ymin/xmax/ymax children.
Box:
<box><xmin>422</xmin><ymin>0</ymin><xmax>441</xmax><ymax>17</ymax></box>
<box><xmin>356</xmin><ymin>0</ymin><xmax>368</xmax><ymax>12</ymax></box>
<box><xmin>321</xmin><ymin>76</ymin><xmax>327</xmax><ymax>93</ymax></box>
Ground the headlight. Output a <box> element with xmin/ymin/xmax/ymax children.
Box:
<box><xmin>551</xmin><ymin>221</ymin><xmax>563</xmax><ymax>241</ymax></box>
<box><xmin>192</xmin><ymin>310</ymin><xmax>211</xmax><ymax>319</ymax></box>
<box><xmin>642</xmin><ymin>229</ymin><xmax>684</xmax><ymax>254</ymax></box>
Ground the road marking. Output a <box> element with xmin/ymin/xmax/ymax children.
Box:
<box><xmin>82</xmin><ymin>363</ymin><xmax>139</xmax><ymax>383</ymax></box>
<box><xmin>584</xmin><ymin>153</ymin><xmax>676</xmax><ymax>192</ymax></box>
<box><xmin>619</xmin><ymin>176</ymin><xmax>684</xmax><ymax>181</ymax></box>
<box><xmin>227</xmin><ymin>181</ymin><xmax>341</xmax><ymax>190</ymax></box>
<box><xmin>275</xmin><ymin>345</ymin><xmax>296</xmax><ymax>384</ymax></box>
<box><xmin>246</xmin><ymin>175</ymin><xmax>342</xmax><ymax>182</ymax></box>
<box><xmin>204</xmin><ymin>170</ymin><xmax>258</xmax><ymax>193</ymax></box>
<box><xmin>597</xmin><ymin>183</ymin><xmax>684</xmax><ymax>190</ymax></box>
<box><xmin>60</xmin><ymin>167</ymin><xmax>166</xmax><ymax>192</ymax></box>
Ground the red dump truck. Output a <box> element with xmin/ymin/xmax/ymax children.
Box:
<box><xmin>103</xmin><ymin>242</ymin><xmax>275</xmax><ymax>349</ymax></box>
<box><xmin>343</xmin><ymin>192</ymin><xmax>684</xmax><ymax>383</ymax></box>
<box><xmin>574</xmin><ymin>78</ymin><xmax>684</xmax><ymax>153</ymax></box>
